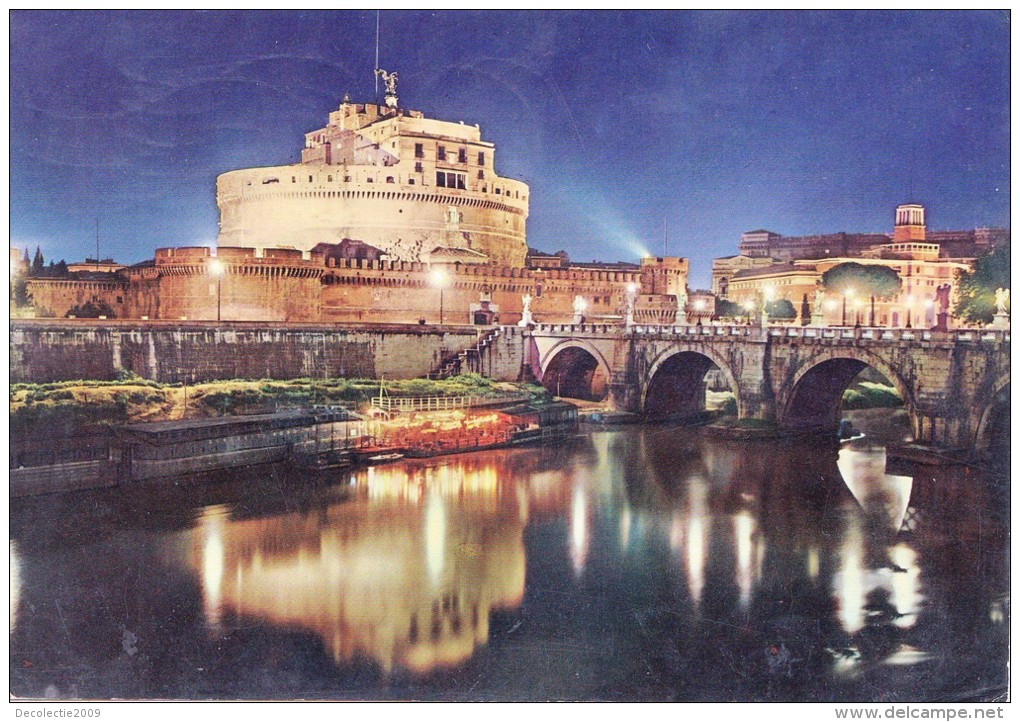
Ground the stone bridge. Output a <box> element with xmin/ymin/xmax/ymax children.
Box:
<box><xmin>522</xmin><ymin>323</ymin><xmax>1010</xmax><ymax>451</ymax></box>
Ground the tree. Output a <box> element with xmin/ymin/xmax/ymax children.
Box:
<box><xmin>955</xmin><ymin>246</ymin><xmax>1010</xmax><ymax>325</ymax></box>
<box><xmin>31</xmin><ymin>247</ymin><xmax>44</xmax><ymax>276</ymax></box>
<box><xmin>12</xmin><ymin>278</ymin><xmax>32</xmax><ymax>308</ymax></box>
<box><xmin>821</xmin><ymin>262</ymin><xmax>902</xmax><ymax>301</ymax></box>
<box><xmin>765</xmin><ymin>299</ymin><xmax>796</xmax><ymax>319</ymax></box>
<box><xmin>66</xmin><ymin>300</ymin><xmax>116</xmax><ymax>318</ymax></box>
<box><xmin>715</xmin><ymin>298</ymin><xmax>747</xmax><ymax>319</ymax></box>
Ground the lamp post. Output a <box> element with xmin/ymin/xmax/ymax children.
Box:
<box><xmin>842</xmin><ymin>288</ymin><xmax>854</xmax><ymax>326</ymax></box>
<box><xmin>923</xmin><ymin>298</ymin><xmax>934</xmax><ymax>328</ymax></box>
<box><xmin>209</xmin><ymin>258</ymin><xmax>225</xmax><ymax>323</ymax></box>
<box><xmin>905</xmin><ymin>294</ymin><xmax>913</xmax><ymax>328</ymax></box>
<box><xmin>853</xmin><ymin>298</ymin><xmax>863</xmax><ymax>328</ymax></box>
<box><xmin>430</xmin><ymin>267</ymin><xmax>449</xmax><ymax>324</ymax></box>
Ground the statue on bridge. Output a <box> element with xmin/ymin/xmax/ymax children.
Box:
<box><xmin>518</xmin><ymin>293</ymin><xmax>535</xmax><ymax>327</ymax></box>
<box><xmin>995</xmin><ymin>287</ymin><xmax>1010</xmax><ymax>315</ymax></box>
<box><xmin>572</xmin><ymin>295</ymin><xmax>587</xmax><ymax>325</ymax></box>
<box><xmin>991</xmin><ymin>287</ymin><xmax>1010</xmax><ymax>329</ymax></box>
<box><xmin>933</xmin><ymin>284</ymin><xmax>952</xmax><ymax>332</ymax></box>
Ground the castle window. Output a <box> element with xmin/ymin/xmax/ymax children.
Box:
<box><xmin>327</xmin><ymin>175</ymin><xmax>333</xmax><ymax>182</ymax></box>
<box><xmin>436</xmin><ymin>172</ymin><xmax>446</xmax><ymax>188</ymax></box>
<box><xmin>309</xmin><ymin>175</ymin><xmax>313</xmax><ymax>182</ymax></box>
<box><xmin>478</xmin><ymin>170</ymin><xmax>485</xmax><ymax>180</ymax></box>
<box><xmin>415</xmin><ymin>162</ymin><xmax>423</xmax><ymax>173</ymax></box>
<box><xmin>415</xmin><ymin>143</ymin><xmax>424</xmax><ymax>158</ymax></box>
<box><xmin>292</xmin><ymin>177</ymin><xmax>296</xmax><ymax>183</ymax></box>
<box><xmin>495</xmin><ymin>188</ymin><xmax>502</xmax><ymax>195</ymax></box>
<box><xmin>478</xmin><ymin>151</ymin><xmax>485</xmax><ymax>166</ymax></box>
<box><xmin>438</xmin><ymin>146</ymin><xmax>446</xmax><ymax>161</ymax></box>
<box><xmin>386</xmin><ymin>176</ymin><xmax>395</xmax><ymax>183</ymax></box>
<box><xmin>456</xmin><ymin>174</ymin><xmax>466</xmax><ymax>190</ymax></box>
<box><xmin>458</xmin><ymin>148</ymin><xmax>467</xmax><ymax>163</ymax></box>
<box><xmin>409</xmin><ymin>178</ymin><xmax>415</xmax><ymax>185</ymax></box>
<box><xmin>344</xmin><ymin>176</ymin><xmax>351</xmax><ymax>182</ymax></box>
<box><xmin>366</xmin><ymin>177</ymin><xmax>374</xmax><ymax>183</ymax></box>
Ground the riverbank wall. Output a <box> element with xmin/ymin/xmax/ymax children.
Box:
<box><xmin>10</xmin><ymin>320</ymin><xmax>502</xmax><ymax>384</ymax></box>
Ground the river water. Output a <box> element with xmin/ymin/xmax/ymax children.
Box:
<box><xmin>9</xmin><ymin>414</ymin><xmax>1009</xmax><ymax>701</ymax></box>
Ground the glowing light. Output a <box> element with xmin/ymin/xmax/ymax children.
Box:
<box><xmin>734</xmin><ymin>511</ymin><xmax>755</xmax><ymax>611</ymax></box>
<box><xmin>626</xmin><ymin>282</ymin><xmax>638</xmax><ymax>295</ymax></box>
<box><xmin>201</xmin><ymin>513</ymin><xmax>225</xmax><ymax>630</ymax></box>
<box><xmin>764</xmin><ymin>286</ymin><xmax>776</xmax><ymax>300</ymax></box>
<box><xmin>743</xmin><ymin>300</ymin><xmax>755</xmax><ymax>311</ymax></box>
<box><xmin>844</xmin><ymin>288</ymin><xmax>855</xmax><ymax>298</ymax></box>
<box><xmin>825</xmin><ymin>299</ymin><xmax>838</xmax><ymax>311</ymax></box>
<box><xmin>807</xmin><ymin>546</ymin><xmax>820</xmax><ymax>581</ymax></box>
<box><xmin>569</xmin><ymin>484</ymin><xmax>590</xmax><ymax>575</ymax></box>
<box><xmin>686</xmin><ymin>516</ymin><xmax>705</xmax><ymax>608</ymax></box>
<box><xmin>905</xmin><ymin>294</ymin><xmax>914</xmax><ymax>305</ymax></box>
<box><xmin>888</xmin><ymin>544</ymin><xmax>923</xmax><ymax>629</ymax></box>
<box><xmin>208</xmin><ymin>258</ymin><xmax>225</xmax><ymax>276</ymax></box>
<box><xmin>835</xmin><ymin>536</ymin><xmax>866</xmax><ymax>633</ymax></box>
<box><xmin>425</xmin><ymin>492</ymin><xmax>447</xmax><ymax>585</ymax></box>
<box><xmin>923</xmin><ymin>298</ymin><xmax>934</xmax><ymax>309</ymax></box>
<box><xmin>430</xmin><ymin>267</ymin><xmax>449</xmax><ymax>288</ymax></box>
<box><xmin>693</xmin><ymin>299</ymin><xmax>707</xmax><ymax>311</ymax></box>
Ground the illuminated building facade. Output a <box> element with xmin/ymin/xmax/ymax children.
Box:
<box><xmin>216</xmin><ymin>87</ymin><xmax>529</xmax><ymax>267</ymax></box>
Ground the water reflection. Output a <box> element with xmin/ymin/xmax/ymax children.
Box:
<box><xmin>188</xmin><ymin>460</ymin><xmax>530</xmax><ymax>674</ymax></box>
<box><xmin>8</xmin><ymin>426</ymin><xmax>1009</xmax><ymax>700</ymax></box>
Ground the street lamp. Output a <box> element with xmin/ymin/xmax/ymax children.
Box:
<box><xmin>905</xmin><ymin>294</ymin><xmax>914</xmax><ymax>328</ymax></box>
<box><xmin>208</xmin><ymin>258</ymin><xmax>225</xmax><ymax>322</ymax></box>
<box><xmin>923</xmin><ymin>298</ymin><xmax>934</xmax><ymax>328</ymax></box>
<box><xmin>853</xmin><ymin>298</ymin><xmax>864</xmax><ymax>328</ymax></box>
<box><xmin>430</xmin><ymin>267</ymin><xmax>449</xmax><ymax>324</ymax></box>
<box><xmin>842</xmin><ymin>288</ymin><xmax>854</xmax><ymax>326</ymax></box>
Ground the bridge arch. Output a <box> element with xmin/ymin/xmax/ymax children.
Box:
<box><xmin>974</xmin><ymin>375</ymin><xmax>1010</xmax><ymax>458</ymax></box>
<box><xmin>539</xmin><ymin>339</ymin><xmax>612</xmax><ymax>401</ymax></box>
<box><xmin>641</xmin><ymin>346</ymin><xmax>740</xmax><ymax>418</ymax></box>
<box><xmin>778</xmin><ymin>348</ymin><xmax>915</xmax><ymax>432</ymax></box>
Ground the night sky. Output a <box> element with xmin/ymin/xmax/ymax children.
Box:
<box><xmin>10</xmin><ymin>10</ymin><xmax>1010</xmax><ymax>288</ymax></box>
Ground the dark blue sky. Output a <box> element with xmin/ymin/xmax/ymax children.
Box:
<box><xmin>10</xmin><ymin>10</ymin><xmax>1010</xmax><ymax>288</ymax></box>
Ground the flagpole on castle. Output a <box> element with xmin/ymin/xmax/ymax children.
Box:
<box><xmin>374</xmin><ymin>10</ymin><xmax>380</xmax><ymax>97</ymax></box>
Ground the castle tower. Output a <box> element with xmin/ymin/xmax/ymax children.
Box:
<box><xmin>215</xmin><ymin>74</ymin><xmax>529</xmax><ymax>267</ymax></box>
<box><xmin>893</xmin><ymin>203</ymin><xmax>926</xmax><ymax>242</ymax></box>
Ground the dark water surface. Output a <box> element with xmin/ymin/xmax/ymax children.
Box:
<box><xmin>9</xmin><ymin>419</ymin><xmax>1009</xmax><ymax>701</ymax></box>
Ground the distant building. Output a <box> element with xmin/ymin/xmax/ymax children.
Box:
<box><xmin>715</xmin><ymin>203</ymin><xmax>1008</xmax><ymax>327</ymax></box>
<box><xmin>735</xmin><ymin>204</ymin><xmax>1007</xmax><ymax>264</ymax></box>
<box><xmin>67</xmin><ymin>258</ymin><xmax>125</xmax><ymax>274</ymax></box>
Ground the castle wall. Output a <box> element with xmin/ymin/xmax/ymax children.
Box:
<box><xmin>10</xmin><ymin>321</ymin><xmax>483</xmax><ymax>384</ymax></box>
<box><xmin>25</xmin><ymin>279</ymin><xmax>128</xmax><ymax>319</ymax></box>
<box><xmin>319</xmin><ymin>260</ymin><xmax>652</xmax><ymax>326</ymax></box>
<box><xmin>217</xmin><ymin>170</ymin><xmax>528</xmax><ymax>266</ymax></box>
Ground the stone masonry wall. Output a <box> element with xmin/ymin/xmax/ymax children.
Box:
<box><xmin>10</xmin><ymin>321</ymin><xmax>482</xmax><ymax>384</ymax></box>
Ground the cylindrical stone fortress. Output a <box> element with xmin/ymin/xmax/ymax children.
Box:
<box><xmin>216</xmin><ymin>98</ymin><xmax>529</xmax><ymax>267</ymax></box>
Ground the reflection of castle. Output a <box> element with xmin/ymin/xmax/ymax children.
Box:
<box><xmin>191</xmin><ymin>464</ymin><xmax>527</xmax><ymax>674</ymax></box>
<box><xmin>18</xmin><ymin>78</ymin><xmax>691</xmax><ymax>326</ymax></box>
